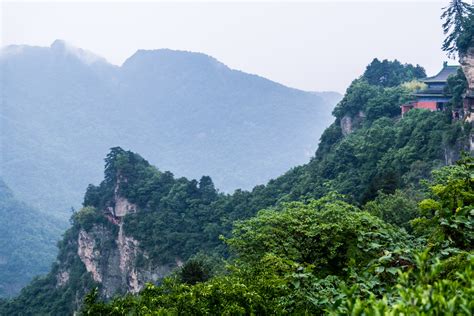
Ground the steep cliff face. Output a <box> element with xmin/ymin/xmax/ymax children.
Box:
<box><xmin>109</xmin><ymin>178</ymin><xmax>137</xmax><ymax>217</ymax></box>
<box><xmin>340</xmin><ymin>111</ymin><xmax>366</xmax><ymax>136</ymax></box>
<box><xmin>77</xmin><ymin>229</ymin><xmax>103</xmax><ymax>283</ymax></box>
<box><xmin>460</xmin><ymin>47</ymin><xmax>474</xmax><ymax>93</ymax></box>
<box><xmin>56</xmin><ymin>185</ymin><xmax>175</xmax><ymax>299</ymax></box>
<box><xmin>460</xmin><ymin>46</ymin><xmax>474</xmax><ymax>152</ymax></box>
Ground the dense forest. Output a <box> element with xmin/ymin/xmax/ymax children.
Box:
<box><xmin>1</xmin><ymin>1</ymin><xmax>473</xmax><ymax>314</ymax></box>
<box><xmin>83</xmin><ymin>157</ymin><xmax>473</xmax><ymax>315</ymax></box>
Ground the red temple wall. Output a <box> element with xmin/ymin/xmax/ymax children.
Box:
<box><xmin>414</xmin><ymin>101</ymin><xmax>437</xmax><ymax>111</ymax></box>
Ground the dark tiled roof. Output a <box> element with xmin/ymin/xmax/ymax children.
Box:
<box><xmin>414</xmin><ymin>88</ymin><xmax>449</xmax><ymax>96</ymax></box>
<box><xmin>423</xmin><ymin>65</ymin><xmax>460</xmax><ymax>83</ymax></box>
<box><xmin>413</xmin><ymin>93</ymin><xmax>451</xmax><ymax>97</ymax></box>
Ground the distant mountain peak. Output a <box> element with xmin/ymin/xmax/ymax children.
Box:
<box><xmin>122</xmin><ymin>48</ymin><xmax>228</xmax><ymax>72</ymax></box>
<box><xmin>50</xmin><ymin>39</ymin><xmax>68</xmax><ymax>50</ymax></box>
<box><xmin>50</xmin><ymin>39</ymin><xmax>107</xmax><ymax>65</ymax></box>
<box><xmin>130</xmin><ymin>48</ymin><xmax>220</xmax><ymax>62</ymax></box>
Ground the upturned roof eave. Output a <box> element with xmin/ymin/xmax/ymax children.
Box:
<box><xmin>421</xmin><ymin>65</ymin><xmax>460</xmax><ymax>83</ymax></box>
<box><xmin>413</xmin><ymin>93</ymin><xmax>451</xmax><ymax>97</ymax></box>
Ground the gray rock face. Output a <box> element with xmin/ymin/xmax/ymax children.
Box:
<box><xmin>460</xmin><ymin>46</ymin><xmax>474</xmax><ymax>153</ymax></box>
<box><xmin>71</xmin><ymin>220</ymin><xmax>173</xmax><ymax>298</ymax></box>
<box><xmin>59</xmin><ymin>189</ymin><xmax>175</xmax><ymax>298</ymax></box>
<box><xmin>114</xmin><ymin>179</ymin><xmax>137</xmax><ymax>218</ymax></box>
<box><xmin>340</xmin><ymin>111</ymin><xmax>365</xmax><ymax>136</ymax></box>
<box><xmin>77</xmin><ymin>229</ymin><xmax>103</xmax><ymax>283</ymax></box>
<box><xmin>340</xmin><ymin>115</ymin><xmax>353</xmax><ymax>136</ymax></box>
<box><xmin>460</xmin><ymin>47</ymin><xmax>474</xmax><ymax>93</ymax></box>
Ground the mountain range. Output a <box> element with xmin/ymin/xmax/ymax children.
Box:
<box><xmin>0</xmin><ymin>40</ymin><xmax>340</xmax><ymax>219</ymax></box>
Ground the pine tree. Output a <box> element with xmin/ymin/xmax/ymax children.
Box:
<box><xmin>441</xmin><ymin>0</ymin><xmax>474</xmax><ymax>57</ymax></box>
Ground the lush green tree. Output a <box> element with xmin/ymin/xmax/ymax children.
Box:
<box><xmin>179</xmin><ymin>258</ymin><xmax>211</xmax><ymax>285</ymax></box>
<box><xmin>445</xmin><ymin>67</ymin><xmax>468</xmax><ymax>110</ymax></box>
<box><xmin>227</xmin><ymin>196</ymin><xmax>410</xmax><ymax>277</ymax></box>
<box><xmin>332</xmin><ymin>156</ymin><xmax>474</xmax><ymax>315</ymax></box>
<box><xmin>364</xmin><ymin>86</ymin><xmax>410</xmax><ymax>121</ymax></box>
<box><xmin>414</xmin><ymin>155</ymin><xmax>474</xmax><ymax>250</ymax></box>
<box><xmin>332</xmin><ymin>251</ymin><xmax>474</xmax><ymax>315</ymax></box>
<box><xmin>441</xmin><ymin>0</ymin><xmax>474</xmax><ymax>56</ymax></box>
<box><xmin>333</xmin><ymin>79</ymin><xmax>382</xmax><ymax>119</ymax></box>
<box><xmin>457</xmin><ymin>12</ymin><xmax>474</xmax><ymax>54</ymax></box>
<box><xmin>364</xmin><ymin>190</ymin><xmax>421</xmax><ymax>232</ymax></box>
<box><xmin>332</xmin><ymin>60</ymin><xmax>424</xmax><ymax>122</ymax></box>
<box><xmin>362</xmin><ymin>58</ymin><xmax>426</xmax><ymax>88</ymax></box>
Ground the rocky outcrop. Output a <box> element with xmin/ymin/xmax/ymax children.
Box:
<box><xmin>75</xmin><ymin>224</ymin><xmax>140</xmax><ymax>298</ymax></box>
<box><xmin>54</xmin><ymin>175</ymin><xmax>177</xmax><ymax>299</ymax></box>
<box><xmin>444</xmin><ymin>142</ymin><xmax>467</xmax><ymax>166</ymax></box>
<box><xmin>77</xmin><ymin>230</ymin><xmax>102</xmax><ymax>283</ymax></box>
<box><xmin>460</xmin><ymin>46</ymin><xmax>474</xmax><ymax>153</ymax></box>
<box><xmin>56</xmin><ymin>270</ymin><xmax>70</xmax><ymax>287</ymax></box>
<box><xmin>108</xmin><ymin>178</ymin><xmax>137</xmax><ymax>218</ymax></box>
<box><xmin>460</xmin><ymin>47</ymin><xmax>474</xmax><ymax>93</ymax></box>
<box><xmin>73</xmin><ymin>190</ymin><xmax>174</xmax><ymax>298</ymax></box>
<box><xmin>114</xmin><ymin>196</ymin><xmax>137</xmax><ymax>217</ymax></box>
<box><xmin>340</xmin><ymin>111</ymin><xmax>365</xmax><ymax>136</ymax></box>
<box><xmin>117</xmin><ymin>223</ymin><xmax>140</xmax><ymax>293</ymax></box>
<box><xmin>340</xmin><ymin>115</ymin><xmax>353</xmax><ymax>136</ymax></box>
<box><xmin>108</xmin><ymin>177</ymin><xmax>137</xmax><ymax>217</ymax></box>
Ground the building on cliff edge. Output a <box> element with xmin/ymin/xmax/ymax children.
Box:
<box><xmin>401</xmin><ymin>62</ymin><xmax>474</xmax><ymax>120</ymax></box>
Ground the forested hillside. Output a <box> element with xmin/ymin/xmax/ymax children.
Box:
<box><xmin>0</xmin><ymin>41</ymin><xmax>338</xmax><ymax>218</ymax></box>
<box><xmin>1</xmin><ymin>54</ymin><xmax>472</xmax><ymax>314</ymax></box>
<box><xmin>84</xmin><ymin>156</ymin><xmax>474</xmax><ymax>314</ymax></box>
<box><xmin>0</xmin><ymin>179</ymin><xmax>63</xmax><ymax>298</ymax></box>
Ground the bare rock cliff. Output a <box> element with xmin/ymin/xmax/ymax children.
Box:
<box><xmin>460</xmin><ymin>47</ymin><xmax>474</xmax><ymax>93</ymax></box>
<box><xmin>340</xmin><ymin>111</ymin><xmax>366</xmax><ymax>136</ymax></box>
<box><xmin>56</xmin><ymin>188</ymin><xmax>175</xmax><ymax>298</ymax></box>
<box><xmin>460</xmin><ymin>46</ymin><xmax>474</xmax><ymax>152</ymax></box>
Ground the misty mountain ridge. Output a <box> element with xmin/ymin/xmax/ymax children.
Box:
<box><xmin>0</xmin><ymin>178</ymin><xmax>63</xmax><ymax>297</ymax></box>
<box><xmin>0</xmin><ymin>40</ymin><xmax>340</xmax><ymax>218</ymax></box>
<box><xmin>2</xmin><ymin>39</ymin><xmax>109</xmax><ymax>66</ymax></box>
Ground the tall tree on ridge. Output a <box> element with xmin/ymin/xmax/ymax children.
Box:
<box><xmin>441</xmin><ymin>0</ymin><xmax>473</xmax><ymax>57</ymax></box>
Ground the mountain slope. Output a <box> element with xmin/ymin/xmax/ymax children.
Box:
<box><xmin>0</xmin><ymin>41</ymin><xmax>340</xmax><ymax>218</ymax></box>
<box><xmin>0</xmin><ymin>178</ymin><xmax>63</xmax><ymax>298</ymax></box>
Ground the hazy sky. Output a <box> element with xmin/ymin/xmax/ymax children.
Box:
<box><xmin>1</xmin><ymin>0</ymin><xmax>452</xmax><ymax>93</ymax></box>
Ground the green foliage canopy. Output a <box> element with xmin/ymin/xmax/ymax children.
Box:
<box><xmin>441</xmin><ymin>0</ymin><xmax>474</xmax><ymax>56</ymax></box>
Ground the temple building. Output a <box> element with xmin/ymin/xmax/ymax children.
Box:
<box><xmin>401</xmin><ymin>63</ymin><xmax>459</xmax><ymax>116</ymax></box>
